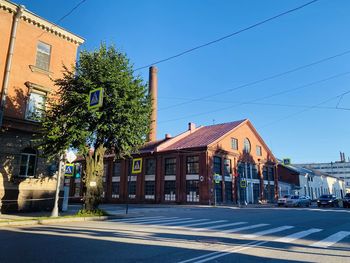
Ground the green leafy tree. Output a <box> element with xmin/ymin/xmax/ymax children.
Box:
<box><xmin>39</xmin><ymin>44</ymin><xmax>151</xmax><ymax>210</ymax></box>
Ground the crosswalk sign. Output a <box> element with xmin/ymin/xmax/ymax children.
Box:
<box><xmin>64</xmin><ymin>164</ymin><xmax>74</xmax><ymax>176</ymax></box>
<box><xmin>88</xmin><ymin>88</ymin><xmax>103</xmax><ymax>110</ymax></box>
<box><xmin>240</xmin><ymin>179</ymin><xmax>247</xmax><ymax>188</ymax></box>
<box><xmin>132</xmin><ymin>158</ymin><xmax>142</xmax><ymax>174</ymax></box>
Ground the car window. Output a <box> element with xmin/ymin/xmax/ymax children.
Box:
<box><xmin>283</xmin><ymin>195</ymin><xmax>290</xmax><ymax>198</ymax></box>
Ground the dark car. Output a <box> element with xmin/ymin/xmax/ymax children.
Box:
<box><xmin>317</xmin><ymin>194</ymin><xmax>339</xmax><ymax>207</ymax></box>
<box><xmin>343</xmin><ymin>193</ymin><xmax>350</xmax><ymax>208</ymax></box>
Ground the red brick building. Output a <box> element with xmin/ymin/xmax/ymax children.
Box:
<box><xmin>71</xmin><ymin>119</ymin><xmax>278</xmax><ymax>205</ymax></box>
<box><xmin>0</xmin><ymin>0</ymin><xmax>84</xmax><ymax>211</ymax></box>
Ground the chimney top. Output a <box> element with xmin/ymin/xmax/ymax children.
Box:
<box><xmin>188</xmin><ymin>122</ymin><xmax>196</xmax><ymax>131</ymax></box>
<box><xmin>150</xmin><ymin>66</ymin><xmax>158</xmax><ymax>73</ymax></box>
<box><xmin>165</xmin><ymin>133</ymin><xmax>172</xmax><ymax>139</ymax></box>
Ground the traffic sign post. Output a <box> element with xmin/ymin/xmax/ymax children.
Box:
<box><xmin>132</xmin><ymin>158</ymin><xmax>142</xmax><ymax>174</ymax></box>
<box><xmin>240</xmin><ymin>179</ymin><xmax>247</xmax><ymax>188</ymax></box>
<box><xmin>283</xmin><ymin>158</ymin><xmax>291</xmax><ymax>166</ymax></box>
<box><xmin>88</xmin><ymin>87</ymin><xmax>103</xmax><ymax>110</ymax></box>
<box><xmin>64</xmin><ymin>164</ymin><xmax>74</xmax><ymax>177</ymax></box>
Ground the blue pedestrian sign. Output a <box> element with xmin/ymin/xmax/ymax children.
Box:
<box><xmin>88</xmin><ymin>88</ymin><xmax>103</xmax><ymax>110</ymax></box>
<box><xmin>64</xmin><ymin>164</ymin><xmax>74</xmax><ymax>177</ymax></box>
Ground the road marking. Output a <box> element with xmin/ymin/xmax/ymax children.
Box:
<box><xmin>275</xmin><ymin>228</ymin><xmax>323</xmax><ymax>243</ymax></box>
<box><xmin>242</xmin><ymin>225</ymin><xmax>294</xmax><ymax>239</ymax></box>
<box><xmin>140</xmin><ymin>217</ymin><xmax>192</xmax><ymax>225</ymax></box>
<box><xmin>193</xmin><ymin>222</ymin><xmax>247</xmax><ymax>232</ymax></box>
<box><xmin>156</xmin><ymin>218</ymin><xmax>208</xmax><ymax>226</ymax></box>
<box><xmin>169</xmin><ymin>220</ymin><xmax>227</xmax><ymax>229</ymax></box>
<box><xmin>222</xmin><ymin>223</ymin><xmax>269</xmax><ymax>234</ymax></box>
<box><xmin>118</xmin><ymin>217</ymin><xmax>179</xmax><ymax>224</ymax></box>
<box><xmin>311</xmin><ymin>231</ymin><xmax>350</xmax><ymax>248</ymax></box>
<box><xmin>110</xmin><ymin>216</ymin><xmax>165</xmax><ymax>222</ymax></box>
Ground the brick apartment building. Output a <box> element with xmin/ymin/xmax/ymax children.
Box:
<box><xmin>0</xmin><ymin>0</ymin><xmax>84</xmax><ymax>212</ymax></box>
<box><xmin>70</xmin><ymin>119</ymin><xmax>279</xmax><ymax>205</ymax></box>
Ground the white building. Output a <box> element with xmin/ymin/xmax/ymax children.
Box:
<box><xmin>278</xmin><ymin>164</ymin><xmax>346</xmax><ymax>199</ymax></box>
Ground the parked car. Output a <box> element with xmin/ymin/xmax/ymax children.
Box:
<box><xmin>278</xmin><ymin>195</ymin><xmax>291</xmax><ymax>207</ymax></box>
<box><xmin>317</xmin><ymin>194</ymin><xmax>339</xmax><ymax>207</ymax></box>
<box><xmin>299</xmin><ymin>196</ymin><xmax>312</xmax><ymax>207</ymax></box>
<box><xmin>343</xmin><ymin>193</ymin><xmax>350</xmax><ymax>208</ymax></box>
<box><xmin>285</xmin><ymin>195</ymin><xmax>310</xmax><ymax>207</ymax></box>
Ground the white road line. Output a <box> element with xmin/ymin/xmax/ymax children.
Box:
<box><xmin>110</xmin><ymin>216</ymin><xmax>165</xmax><ymax>222</ymax></box>
<box><xmin>193</xmin><ymin>222</ymin><xmax>247</xmax><ymax>232</ymax></box>
<box><xmin>142</xmin><ymin>217</ymin><xmax>193</xmax><ymax>225</ymax></box>
<box><xmin>156</xmin><ymin>218</ymin><xmax>208</xmax><ymax>226</ymax></box>
<box><xmin>311</xmin><ymin>231</ymin><xmax>350</xmax><ymax>248</ymax></box>
<box><xmin>242</xmin><ymin>225</ymin><xmax>294</xmax><ymax>239</ymax></box>
<box><xmin>222</xmin><ymin>223</ymin><xmax>269</xmax><ymax>234</ymax></box>
<box><xmin>119</xmin><ymin>217</ymin><xmax>179</xmax><ymax>224</ymax></box>
<box><xmin>275</xmin><ymin>228</ymin><xmax>323</xmax><ymax>243</ymax></box>
<box><xmin>169</xmin><ymin>220</ymin><xmax>227</xmax><ymax>229</ymax></box>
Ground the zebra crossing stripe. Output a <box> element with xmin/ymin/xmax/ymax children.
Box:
<box><xmin>242</xmin><ymin>225</ymin><xmax>294</xmax><ymax>239</ymax></box>
<box><xmin>193</xmin><ymin>222</ymin><xmax>247</xmax><ymax>232</ymax></box>
<box><xmin>109</xmin><ymin>216</ymin><xmax>165</xmax><ymax>222</ymax></box>
<box><xmin>119</xmin><ymin>217</ymin><xmax>179</xmax><ymax>224</ymax></box>
<box><xmin>136</xmin><ymin>217</ymin><xmax>189</xmax><ymax>225</ymax></box>
<box><xmin>311</xmin><ymin>231</ymin><xmax>350</xmax><ymax>248</ymax></box>
<box><xmin>275</xmin><ymin>228</ymin><xmax>322</xmax><ymax>243</ymax></box>
<box><xmin>176</xmin><ymin>220</ymin><xmax>227</xmax><ymax>227</ymax></box>
<box><xmin>222</xmin><ymin>223</ymin><xmax>269</xmax><ymax>234</ymax></box>
<box><xmin>156</xmin><ymin>218</ymin><xmax>208</xmax><ymax>226</ymax></box>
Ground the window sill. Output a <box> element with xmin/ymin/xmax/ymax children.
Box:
<box><xmin>29</xmin><ymin>65</ymin><xmax>53</xmax><ymax>76</ymax></box>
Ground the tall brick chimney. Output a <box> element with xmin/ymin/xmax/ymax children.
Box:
<box><xmin>148</xmin><ymin>66</ymin><xmax>158</xmax><ymax>142</ymax></box>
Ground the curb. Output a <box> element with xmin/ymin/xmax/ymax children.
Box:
<box><xmin>0</xmin><ymin>214</ymin><xmax>130</xmax><ymax>228</ymax></box>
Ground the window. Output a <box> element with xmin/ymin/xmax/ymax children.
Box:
<box><xmin>112</xmin><ymin>182</ymin><xmax>120</xmax><ymax>198</ymax></box>
<box><xmin>145</xmin><ymin>181</ymin><xmax>155</xmax><ymax>197</ymax></box>
<box><xmin>186</xmin><ymin>156</ymin><xmax>199</xmax><ymax>174</ymax></box>
<box><xmin>224</xmin><ymin>158</ymin><xmax>231</xmax><ymax>176</ymax></box>
<box><xmin>19</xmin><ymin>148</ymin><xmax>37</xmax><ymax>177</ymax></box>
<box><xmin>243</xmin><ymin>138</ymin><xmax>251</xmax><ymax>153</ymax></box>
<box><xmin>256</xmin><ymin>146</ymin><xmax>262</xmax><ymax>156</ymax></box>
<box><xmin>113</xmin><ymin>161</ymin><xmax>121</xmax><ymax>176</ymax></box>
<box><xmin>36</xmin><ymin>42</ymin><xmax>51</xmax><ymax>71</ymax></box>
<box><xmin>164</xmin><ymin>180</ymin><xmax>176</xmax><ymax>201</ymax></box>
<box><xmin>231</xmin><ymin>138</ymin><xmax>238</xmax><ymax>150</ymax></box>
<box><xmin>128</xmin><ymin>181</ymin><xmax>136</xmax><ymax>197</ymax></box>
<box><xmin>145</xmin><ymin>159</ymin><xmax>156</xmax><ymax>175</ymax></box>
<box><xmin>25</xmin><ymin>91</ymin><xmax>46</xmax><ymax>121</ymax></box>
<box><xmin>186</xmin><ymin>180</ymin><xmax>199</xmax><ymax>202</ymax></box>
<box><xmin>213</xmin><ymin>156</ymin><xmax>222</xmax><ymax>174</ymax></box>
<box><xmin>165</xmin><ymin>158</ymin><xmax>176</xmax><ymax>175</ymax></box>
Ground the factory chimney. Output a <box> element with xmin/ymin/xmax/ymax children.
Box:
<box><xmin>148</xmin><ymin>66</ymin><xmax>158</xmax><ymax>142</ymax></box>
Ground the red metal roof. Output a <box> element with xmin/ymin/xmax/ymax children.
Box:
<box><xmin>161</xmin><ymin>119</ymin><xmax>246</xmax><ymax>151</ymax></box>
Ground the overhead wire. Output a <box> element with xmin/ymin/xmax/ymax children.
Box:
<box><xmin>159</xmin><ymin>49</ymin><xmax>350</xmax><ymax>111</ymax></box>
<box><xmin>159</xmin><ymin>70</ymin><xmax>350</xmax><ymax>123</ymax></box>
<box><xmin>134</xmin><ymin>0</ymin><xmax>320</xmax><ymax>71</ymax></box>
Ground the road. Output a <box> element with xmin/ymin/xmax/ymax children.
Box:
<box><xmin>0</xmin><ymin>206</ymin><xmax>349</xmax><ymax>262</ymax></box>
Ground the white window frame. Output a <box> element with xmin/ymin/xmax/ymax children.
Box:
<box><xmin>19</xmin><ymin>152</ymin><xmax>37</xmax><ymax>177</ymax></box>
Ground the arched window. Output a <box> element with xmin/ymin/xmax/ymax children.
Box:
<box><xmin>19</xmin><ymin>148</ymin><xmax>37</xmax><ymax>177</ymax></box>
<box><xmin>243</xmin><ymin>138</ymin><xmax>251</xmax><ymax>153</ymax></box>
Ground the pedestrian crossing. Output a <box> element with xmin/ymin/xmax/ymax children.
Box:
<box><xmin>110</xmin><ymin>216</ymin><xmax>350</xmax><ymax>249</ymax></box>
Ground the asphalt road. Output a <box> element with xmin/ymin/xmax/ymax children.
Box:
<box><xmin>0</xmin><ymin>206</ymin><xmax>349</xmax><ymax>263</ymax></box>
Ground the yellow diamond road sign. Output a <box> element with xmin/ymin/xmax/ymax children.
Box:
<box><xmin>88</xmin><ymin>88</ymin><xmax>103</xmax><ymax>110</ymax></box>
<box><xmin>132</xmin><ymin>158</ymin><xmax>142</xmax><ymax>174</ymax></box>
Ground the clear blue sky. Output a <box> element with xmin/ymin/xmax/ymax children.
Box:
<box><xmin>15</xmin><ymin>0</ymin><xmax>350</xmax><ymax>163</ymax></box>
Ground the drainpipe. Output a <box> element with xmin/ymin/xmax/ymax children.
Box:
<box><xmin>0</xmin><ymin>5</ymin><xmax>25</xmax><ymax>127</ymax></box>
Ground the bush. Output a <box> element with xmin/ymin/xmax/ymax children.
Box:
<box><xmin>76</xmin><ymin>209</ymin><xmax>109</xmax><ymax>217</ymax></box>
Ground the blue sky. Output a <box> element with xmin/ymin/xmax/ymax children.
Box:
<box><xmin>15</xmin><ymin>0</ymin><xmax>350</xmax><ymax>163</ymax></box>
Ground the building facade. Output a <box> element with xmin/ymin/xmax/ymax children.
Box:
<box><xmin>71</xmin><ymin>119</ymin><xmax>279</xmax><ymax>205</ymax></box>
<box><xmin>0</xmin><ymin>0</ymin><xmax>84</xmax><ymax>212</ymax></box>
<box><xmin>295</xmin><ymin>159</ymin><xmax>350</xmax><ymax>192</ymax></box>
<box><xmin>278</xmin><ymin>164</ymin><xmax>346</xmax><ymax>199</ymax></box>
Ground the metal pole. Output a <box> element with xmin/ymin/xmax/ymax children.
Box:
<box><xmin>126</xmin><ymin>159</ymin><xmax>131</xmax><ymax>214</ymax></box>
<box><xmin>51</xmin><ymin>154</ymin><xmax>64</xmax><ymax>217</ymax></box>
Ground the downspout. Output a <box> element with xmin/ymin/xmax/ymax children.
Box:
<box><xmin>0</xmin><ymin>5</ymin><xmax>25</xmax><ymax>127</ymax></box>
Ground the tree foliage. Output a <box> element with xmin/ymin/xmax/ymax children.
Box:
<box><xmin>39</xmin><ymin>44</ymin><xmax>151</xmax><ymax>209</ymax></box>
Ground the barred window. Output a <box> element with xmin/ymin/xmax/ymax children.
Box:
<box><xmin>36</xmin><ymin>42</ymin><xmax>51</xmax><ymax>71</ymax></box>
<box><xmin>145</xmin><ymin>159</ymin><xmax>156</xmax><ymax>175</ymax></box>
<box><xmin>145</xmin><ymin>181</ymin><xmax>155</xmax><ymax>195</ymax></box>
<box><xmin>112</xmin><ymin>182</ymin><xmax>120</xmax><ymax>197</ymax></box>
<box><xmin>129</xmin><ymin>181</ymin><xmax>136</xmax><ymax>195</ymax></box>
<box><xmin>186</xmin><ymin>156</ymin><xmax>199</xmax><ymax>174</ymax></box>
<box><xmin>165</xmin><ymin>158</ymin><xmax>176</xmax><ymax>175</ymax></box>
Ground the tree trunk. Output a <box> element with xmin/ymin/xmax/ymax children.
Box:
<box><xmin>84</xmin><ymin>145</ymin><xmax>106</xmax><ymax>211</ymax></box>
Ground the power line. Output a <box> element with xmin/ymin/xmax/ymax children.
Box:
<box><xmin>159</xmin><ymin>70</ymin><xmax>350</xmax><ymax>124</ymax></box>
<box><xmin>134</xmin><ymin>0</ymin><xmax>320</xmax><ymax>71</ymax></box>
<box><xmin>38</xmin><ymin>0</ymin><xmax>88</xmax><ymax>38</ymax></box>
<box><xmin>260</xmin><ymin>90</ymin><xmax>350</xmax><ymax>128</ymax></box>
<box><xmin>159</xmin><ymin>49</ymin><xmax>350</xmax><ymax>111</ymax></box>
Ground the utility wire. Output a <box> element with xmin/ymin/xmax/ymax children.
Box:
<box><xmin>134</xmin><ymin>0</ymin><xmax>320</xmax><ymax>71</ymax></box>
<box><xmin>159</xmin><ymin>70</ymin><xmax>350</xmax><ymax>124</ymax></box>
<box><xmin>159</xmin><ymin>49</ymin><xmax>350</xmax><ymax>111</ymax></box>
<box><xmin>38</xmin><ymin>0</ymin><xmax>87</xmax><ymax>38</ymax></box>
<box><xmin>260</xmin><ymin>90</ymin><xmax>350</xmax><ymax>128</ymax></box>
